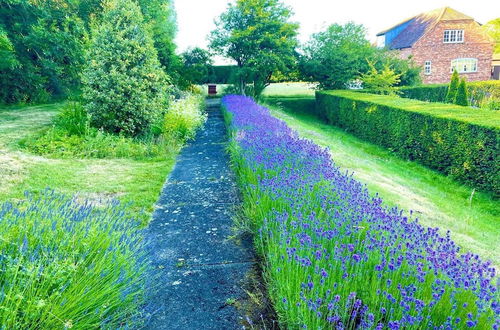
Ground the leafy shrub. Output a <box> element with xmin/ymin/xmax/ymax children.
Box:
<box><xmin>315</xmin><ymin>91</ymin><xmax>500</xmax><ymax>194</ymax></box>
<box><xmin>445</xmin><ymin>70</ymin><xmax>460</xmax><ymax>103</ymax></box>
<box><xmin>0</xmin><ymin>190</ymin><xmax>148</xmax><ymax>328</ymax></box>
<box><xmin>53</xmin><ymin>102</ymin><xmax>90</xmax><ymax>136</ymax></box>
<box><xmin>223</xmin><ymin>95</ymin><xmax>497</xmax><ymax>329</ymax></box>
<box><xmin>23</xmin><ymin>127</ymin><xmax>174</xmax><ymax>160</ymax></box>
<box><xmin>82</xmin><ymin>0</ymin><xmax>169</xmax><ymax>136</ymax></box>
<box><xmin>360</xmin><ymin>61</ymin><xmax>401</xmax><ymax>96</ymax></box>
<box><xmin>163</xmin><ymin>95</ymin><xmax>206</xmax><ymax>141</ymax></box>
<box><xmin>455</xmin><ymin>78</ymin><xmax>469</xmax><ymax>106</ymax></box>
<box><xmin>399</xmin><ymin>81</ymin><xmax>500</xmax><ymax>110</ymax></box>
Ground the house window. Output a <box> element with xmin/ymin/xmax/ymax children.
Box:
<box><xmin>424</xmin><ymin>61</ymin><xmax>432</xmax><ymax>75</ymax></box>
<box><xmin>451</xmin><ymin>58</ymin><xmax>478</xmax><ymax>73</ymax></box>
<box><xmin>444</xmin><ymin>30</ymin><xmax>464</xmax><ymax>43</ymax></box>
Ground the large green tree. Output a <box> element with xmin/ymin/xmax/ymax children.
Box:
<box><xmin>0</xmin><ymin>0</ymin><xmax>87</xmax><ymax>103</ymax></box>
<box><xmin>138</xmin><ymin>0</ymin><xmax>178</xmax><ymax>70</ymax></box>
<box><xmin>180</xmin><ymin>47</ymin><xmax>213</xmax><ymax>85</ymax></box>
<box><xmin>300</xmin><ymin>22</ymin><xmax>374</xmax><ymax>89</ymax></box>
<box><xmin>82</xmin><ymin>0</ymin><xmax>169</xmax><ymax>137</ymax></box>
<box><xmin>209</xmin><ymin>0</ymin><xmax>299</xmax><ymax>97</ymax></box>
<box><xmin>483</xmin><ymin>18</ymin><xmax>500</xmax><ymax>54</ymax></box>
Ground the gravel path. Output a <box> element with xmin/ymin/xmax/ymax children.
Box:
<box><xmin>144</xmin><ymin>99</ymin><xmax>255</xmax><ymax>329</ymax></box>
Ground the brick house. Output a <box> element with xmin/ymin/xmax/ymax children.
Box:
<box><xmin>376</xmin><ymin>7</ymin><xmax>494</xmax><ymax>84</ymax></box>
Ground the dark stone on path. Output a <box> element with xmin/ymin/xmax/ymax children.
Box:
<box><xmin>144</xmin><ymin>99</ymin><xmax>255</xmax><ymax>329</ymax></box>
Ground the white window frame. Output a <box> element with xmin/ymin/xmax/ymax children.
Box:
<box><xmin>450</xmin><ymin>58</ymin><xmax>478</xmax><ymax>73</ymax></box>
<box><xmin>424</xmin><ymin>61</ymin><xmax>432</xmax><ymax>75</ymax></box>
<box><xmin>443</xmin><ymin>30</ymin><xmax>464</xmax><ymax>43</ymax></box>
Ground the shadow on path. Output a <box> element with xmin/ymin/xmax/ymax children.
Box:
<box><xmin>144</xmin><ymin>99</ymin><xmax>255</xmax><ymax>329</ymax></box>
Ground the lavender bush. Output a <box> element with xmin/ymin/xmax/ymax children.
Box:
<box><xmin>222</xmin><ymin>95</ymin><xmax>499</xmax><ymax>329</ymax></box>
<box><xmin>0</xmin><ymin>190</ymin><xmax>148</xmax><ymax>328</ymax></box>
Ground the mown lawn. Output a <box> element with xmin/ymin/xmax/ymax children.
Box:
<box><xmin>0</xmin><ymin>103</ymin><xmax>177</xmax><ymax>224</ymax></box>
<box><xmin>264</xmin><ymin>96</ymin><xmax>499</xmax><ymax>265</ymax></box>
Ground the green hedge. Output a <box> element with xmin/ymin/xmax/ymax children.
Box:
<box><xmin>399</xmin><ymin>81</ymin><xmax>500</xmax><ymax>110</ymax></box>
<box><xmin>316</xmin><ymin>91</ymin><xmax>500</xmax><ymax>195</ymax></box>
<box><xmin>207</xmin><ymin>65</ymin><xmax>238</xmax><ymax>84</ymax></box>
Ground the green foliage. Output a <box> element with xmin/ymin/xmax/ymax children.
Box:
<box><xmin>54</xmin><ymin>102</ymin><xmax>90</xmax><ymax>136</ymax></box>
<box><xmin>208</xmin><ymin>65</ymin><xmax>238</xmax><ymax>84</ymax></box>
<box><xmin>23</xmin><ymin>127</ymin><xmax>173</xmax><ymax>160</ymax></box>
<box><xmin>0</xmin><ymin>1</ymin><xmax>87</xmax><ymax>103</ymax></box>
<box><xmin>82</xmin><ymin>0</ymin><xmax>170</xmax><ymax>137</ymax></box>
<box><xmin>360</xmin><ymin>60</ymin><xmax>401</xmax><ymax>95</ymax></box>
<box><xmin>445</xmin><ymin>69</ymin><xmax>460</xmax><ymax>103</ymax></box>
<box><xmin>0</xmin><ymin>26</ymin><xmax>18</xmax><ymax>71</ymax></box>
<box><xmin>209</xmin><ymin>0</ymin><xmax>299</xmax><ymax>97</ymax></box>
<box><xmin>399</xmin><ymin>81</ymin><xmax>500</xmax><ymax>110</ymax></box>
<box><xmin>300</xmin><ymin>22</ymin><xmax>374</xmax><ymax>89</ymax></box>
<box><xmin>23</xmin><ymin>94</ymin><xmax>206</xmax><ymax>159</ymax></box>
<box><xmin>455</xmin><ymin>78</ymin><xmax>469</xmax><ymax>106</ymax></box>
<box><xmin>0</xmin><ymin>190</ymin><xmax>148</xmax><ymax>328</ymax></box>
<box><xmin>374</xmin><ymin>51</ymin><xmax>421</xmax><ymax>86</ymax></box>
<box><xmin>163</xmin><ymin>95</ymin><xmax>207</xmax><ymax>141</ymax></box>
<box><xmin>179</xmin><ymin>47</ymin><xmax>213</xmax><ymax>85</ymax></box>
<box><xmin>138</xmin><ymin>0</ymin><xmax>177</xmax><ymax>70</ymax></box>
<box><xmin>483</xmin><ymin>18</ymin><xmax>500</xmax><ymax>54</ymax></box>
<box><xmin>315</xmin><ymin>91</ymin><xmax>500</xmax><ymax>194</ymax></box>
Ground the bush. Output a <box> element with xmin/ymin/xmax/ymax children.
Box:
<box><xmin>223</xmin><ymin>95</ymin><xmax>497</xmax><ymax>329</ymax></box>
<box><xmin>82</xmin><ymin>0</ymin><xmax>169</xmax><ymax>137</ymax></box>
<box><xmin>53</xmin><ymin>102</ymin><xmax>90</xmax><ymax>136</ymax></box>
<box><xmin>0</xmin><ymin>190</ymin><xmax>148</xmax><ymax>328</ymax></box>
<box><xmin>445</xmin><ymin>70</ymin><xmax>460</xmax><ymax>103</ymax></box>
<box><xmin>360</xmin><ymin>61</ymin><xmax>401</xmax><ymax>96</ymax></box>
<box><xmin>315</xmin><ymin>91</ymin><xmax>500</xmax><ymax>194</ymax></box>
<box><xmin>455</xmin><ymin>78</ymin><xmax>469</xmax><ymax>106</ymax></box>
<box><xmin>23</xmin><ymin>128</ymin><xmax>174</xmax><ymax>159</ymax></box>
<box><xmin>163</xmin><ymin>95</ymin><xmax>206</xmax><ymax>141</ymax></box>
<box><xmin>399</xmin><ymin>81</ymin><xmax>500</xmax><ymax>110</ymax></box>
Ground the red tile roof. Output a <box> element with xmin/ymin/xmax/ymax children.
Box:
<box><xmin>378</xmin><ymin>7</ymin><xmax>475</xmax><ymax>49</ymax></box>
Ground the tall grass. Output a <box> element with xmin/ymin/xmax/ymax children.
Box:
<box><xmin>0</xmin><ymin>190</ymin><xmax>148</xmax><ymax>329</ymax></box>
<box><xmin>222</xmin><ymin>95</ymin><xmax>498</xmax><ymax>329</ymax></box>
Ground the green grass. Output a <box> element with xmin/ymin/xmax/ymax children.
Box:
<box><xmin>264</xmin><ymin>97</ymin><xmax>500</xmax><ymax>265</ymax></box>
<box><xmin>0</xmin><ymin>102</ymin><xmax>178</xmax><ymax>223</ymax></box>
<box><xmin>262</xmin><ymin>82</ymin><xmax>316</xmax><ymax>98</ymax></box>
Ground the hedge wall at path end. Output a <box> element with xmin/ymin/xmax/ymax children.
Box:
<box><xmin>315</xmin><ymin>91</ymin><xmax>500</xmax><ymax>195</ymax></box>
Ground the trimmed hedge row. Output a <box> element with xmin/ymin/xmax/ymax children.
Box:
<box><xmin>315</xmin><ymin>91</ymin><xmax>500</xmax><ymax>195</ymax></box>
<box><xmin>398</xmin><ymin>81</ymin><xmax>500</xmax><ymax>110</ymax></box>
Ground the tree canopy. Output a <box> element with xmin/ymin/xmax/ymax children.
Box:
<box><xmin>82</xmin><ymin>0</ymin><xmax>169</xmax><ymax>137</ymax></box>
<box><xmin>300</xmin><ymin>22</ymin><xmax>374</xmax><ymax>90</ymax></box>
<box><xmin>209</xmin><ymin>0</ymin><xmax>299</xmax><ymax>97</ymax></box>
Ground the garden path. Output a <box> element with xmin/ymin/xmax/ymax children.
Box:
<box><xmin>144</xmin><ymin>99</ymin><xmax>254</xmax><ymax>329</ymax></box>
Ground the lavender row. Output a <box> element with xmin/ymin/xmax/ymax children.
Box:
<box><xmin>222</xmin><ymin>95</ymin><xmax>499</xmax><ymax>329</ymax></box>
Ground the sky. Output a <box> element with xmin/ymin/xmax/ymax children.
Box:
<box><xmin>174</xmin><ymin>0</ymin><xmax>500</xmax><ymax>64</ymax></box>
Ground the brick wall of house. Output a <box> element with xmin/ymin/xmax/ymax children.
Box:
<box><xmin>410</xmin><ymin>20</ymin><xmax>493</xmax><ymax>84</ymax></box>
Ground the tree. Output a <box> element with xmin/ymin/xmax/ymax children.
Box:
<box><xmin>180</xmin><ymin>47</ymin><xmax>213</xmax><ymax>85</ymax></box>
<box><xmin>82</xmin><ymin>0</ymin><xmax>169</xmax><ymax>137</ymax></box>
<box><xmin>454</xmin><ymin>78</ymin><xmax>469</xmax><ymax>106</ymax></box>
<box><xmin>0</xmin><ymin>0</ymin><xmax>87</xmax><ymax>103</ymax></box>
<box><xmin>374</xmin><ymin>51</ymin><xmax>421</xmax><ymax>86</ymax></box>
<box><xmin>138</xmin><ymin>0</ymin><xmax>177</xmax><ymax>70</ymax></box>
<box><xmin>483</xmin><ymin>18</ymin><xmax>500</xmax><ymax>54</ymax></box>
<box><xmin>300</xmin><ymin>22</ymin><xmax>374</xmax><ymax>90</ymax></box>
<box><xmin>0</xmin><ymin>27</ymin><xmax>18</xmax><ymax>71</ymax></box>
<box><xmin>446</xmin><ymin>69</ymin><xmax>460</xmax><ymax>103</ymax></box>
<box><xmin>360</xmin><ymin>60</ymin><xmax>401</xmax><ymax>95</ymax></box>
<box><xmin>209</xmin><ymin>0</ymin><xmax>299</xmax><ymax>97</ymax></box>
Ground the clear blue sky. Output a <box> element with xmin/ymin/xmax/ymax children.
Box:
<box><xmin>174</xmin><ymin>0</ymin><xmax>499</xmax><ymax>64</ymax></box>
